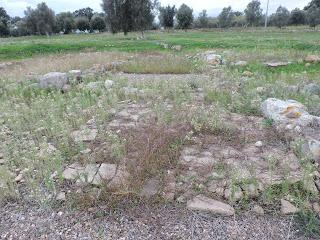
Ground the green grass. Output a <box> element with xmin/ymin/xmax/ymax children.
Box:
<box><xmin>1</xmin><ymin>28</ymin><xmax>320</xmax><ymax>61</ymax></box>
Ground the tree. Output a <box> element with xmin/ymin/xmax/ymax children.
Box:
<box><xmin>197</xmin><ymin>10</ymin><xmax>209</xmax><ymax>28</ymax></box>
<box><xmin>102</xmin><ymin>0</ymin><xmax>122</xmax><ymax>34</ymax></box>
<box><xmin>289</xmin><ymin>8</ymin><xmax>306</xmax><ymax>25</ymax></box>
<box><xmin>131</xmin><ymin>0</ymin><xmax>157</xmax><ymax>36</ymax></box>
<box><xmin>218</xmin><ymin>6</ymin><xmax>235</xmax><ymax>28</ymax></box>
<box><xmin>176</xmin><ymin>4</ymin><xmax>194</xmax><ymax>30</ymax></box>
<box><xmin>304</xmin><ymin>0</ymin><xmax>320</xmax><ymax>10</ymax></box>
<box><xmin>24</xmin><ymin>3</ymin><xmax>56</xmax><ymax>35</ymax></box>
<box><xmin>0</xmin><ymin>7</ymin><xmax>10</xmax><ymax>36</ymax></box>
<box><xmin>307</xmin><ymin>4</ymin><xmax>320</xmax><ymax>29</ymax></box>
<box><xmin>74</xmin><ymin>7</ymin><xmax>94</xmax><ymax>20</ymax></box>
<box><xmin>245</xmin><ymin>0</ymin><xmax>263</xmax><ymax>27</ymax></box>
<box><xmin>91</xmin><ymin>15</ymin><xmax>106</xmax><ymax>31</ymax></box>
<box><xmin>159</xmin><ymin>5</ymin><xmax>176</xmax><ymax>29</ymax></box>
<box><xmin>75</xmin><ymin>17</ymin><xmax>90</xmax><ymax>31</ymax></box>
<box><xmin>56</xmin><ymin>12</ymin><xmax>75</xmax><ymax>34</ymax></box>
<box><xmin>272</xmin><ymin>6</ymin><xmax>290</xmax><ymax>28</ymax></box>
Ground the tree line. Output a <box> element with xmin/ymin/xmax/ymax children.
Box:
<box><xmin>0</xmin><ymin>0</ymin><xmax>320</xmax><ymax>37</ymax></box>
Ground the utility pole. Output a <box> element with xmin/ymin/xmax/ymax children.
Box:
<box><xmin>264</xmin><ymin>0</ymin><xmax>270</xmax><ymax>28</ymax></box>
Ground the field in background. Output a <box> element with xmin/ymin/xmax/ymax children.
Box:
<box><xmin>1</xmin><ymin>28</ymin><xmax>320</xmax><ymax>60</ymax></box>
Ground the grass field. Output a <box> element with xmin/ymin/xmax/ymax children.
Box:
<box><xmin>1</xmin><ymin>28</ymin><xmax>320</xmax><ymax>60</ymax></box>
<box><xmin>1</xmin><ymin>28</ymin><xmax>320</xmax><ymax>238</ymax></box>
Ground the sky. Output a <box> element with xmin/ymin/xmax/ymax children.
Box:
<box><xmin>1</xmin><ymin>0</ymin><xmax>311</xmax><ymax>17</ymax></box>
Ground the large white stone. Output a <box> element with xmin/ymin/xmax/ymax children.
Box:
<box><xmin>187</xmin><ymin>195</ymin><xmax>235</xmax><ymax>216</ymax></box>
<box><xmin>39</xmin><ymin>72</ymin><xmax>68</xmax><ymax>90</ymax></box>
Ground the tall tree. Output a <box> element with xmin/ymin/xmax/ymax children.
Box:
<box><xmin>75</xmin><ymin>17</ymin><xmax>90</xmax><ymax>31</ymax></box>
<box><xmin>0</xmin><ymin>7</ymin><xmax>10</xmax><ymax>36</ymax></box>
<box><xmin>289</xmin><ymin>8</ymin><xmax>306</xmax><ymax>25</ymax></box>
<box><xmin>176</xmin><ymin>4</ymin><xmax>194</xmax><ymax>30</ymax></box>
<box><xmin>102</xmin><ymin>0</ymin><xmax>122</xmax><ymax>34</ymax></box>
<box><xmin>218</xmin><ymin>6</ymin><xmax>235</xmax><ymax>28</ymax></box>
<box><xmin>159</xmin><ymin>5</ymin><xmax>176</xmax><ymax>29</ymax></box>
<box><xmin>307</xmin><ymin>4</ymin><xmax>320</xmax><ymax>29</ymax></box>
<box><xmin>304</xmin><ymin>0</ymin><xmax>320</xmax><ymax>10</ymax></box>
<box><xmin>198</xmin><ymin>10</ymin><xmax>209</xmax><ymax>28</ymax></box>
<box><xmin>272</xmin><ymin>6</ymin><xmax>290</xmax><ymax>28</ymax></box>
<box><xmin>24</xmin><ymin>2</ymin><xmax>56</xmax><ymax>35</ymax></box>
<box><xmin>245</xmin><ymin>0</ymin><xmax>263</xmax><ymax>27</ymax></box>
<box><xmin>56</xmin><ymin>12</ymin><xmax>75</xmax><ymax>34</ymax></box>
<box><xmin>73</xmin><ymin>7</ymin><xmax>94</xmax><ymax>20</ymax></box>
<box><xmin>91</xmin><ymin>15</ymin><xmax>106</xmax><ymax>32</ymax></box>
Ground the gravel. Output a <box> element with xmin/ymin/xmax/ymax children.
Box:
<box><xmin>0</xmin><ymin>202</ymin><xmax>307</xmax><ymax>239</ymax></box>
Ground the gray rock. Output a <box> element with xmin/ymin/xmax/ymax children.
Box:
<box><xmin>224</xmin><ymin>187</ymin><xmax>243</xmax><ymax>201</ymax></box>
<box><xmin>187</xmin><ymin>195</ymin><xmax>235</xmax><ymax>216</ymax></box>
<box><xmin>104</xmin><ymin>80</ymin><xmax>114</xmax><ymax>89</ymax></box>
<box><xmin>235</xmin><ymin>61</ymin><xmax>247</xmax><ymax>66</ymax></box>
<box><xmin>39</xmin><ymin>72</ymin><xmax>68</xmax><ymax>90</ymax></box>
<box><xmin>281</xmin><ymin>199</ymin><xmax>298</xmax><ymax>215</ymax></box>
<box><xmin>202</xmin><ymin>51</ymin><xmax>223</xmax><ymax>65</ymax></box>
<box><xmin>305</xmin><ymin>55</ymin><xmax>320</xmax><ymax>63</ymax></box>
<box><xmin>303</xmin><ymin>83</ymin><xmax>320</xmax><ymax>96</ymax></box>
<box><xmin>252</xmin><ymin>205</ymin><xmax>265</xmax><ymax>215</ymax></box>
<box><xmin>85</xmin><ymin>81</ymin><xmax>104</xmax><ymax>91</ymax></box>
<box><xmin>309</xmin><ymin>139</ymin><xmax>320</xmax><ymax>163</ymax></box>
<box><xmin>140</xmin><ymin>178</ymin><xmax>160</xmax><ymax>198</ymax></box>
<box><xmin>261</xmin><ymin>98</ymin><xmax>320</xmax><ymax>127</ymax></box>
<box><xmin>71</xmin><ymin>127</ymin><xmax>97</xmax><ymax>142</ymax></box>
<box><xmin>266</xmin><ymin>62</ymin><xmax>289</xmax><ymax>68</ymax></box>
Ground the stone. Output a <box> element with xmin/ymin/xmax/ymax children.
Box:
<box><xmin>187</xmin><ymin>195</ymin><xmax>235</xmax><ymax>216</ymax></box>
<box><xmin>68</xmin><ymin>70</ymin><xmax>82</xmax><ymax>84</ymax></box>
<box><xmin>14</xmin><ymin>173</ymin><xmax>23</xmax><ymax>182</ymax></box>
<box><xmin>281</xmin><ymin>199</ymin><xmax>298</xmax><ymax>215</ymax></box>
<box><xmin>94</xmin><ymin>163</ymin><xmax>128</xmax><ymax>187</ymax></box>
<box><xmin>56</xmin><ymin>192</ymin><xmax>66</xmax><ymax>201</ymax></box>
<box><xmin>266</xmin><ymin>62</ymin><xmax>289</xmax><ymax>68</ymax></box>
<box><xmin>261</xmin><ymin>98</ymin><xmax>320</xmax><ymax>127</ymax></box>
<box><xmin>61</xmin><ymin>84</ymin><xmax>71</xmax><ymax>93</ymax></box>
<box><xmin>86</xmin><ymin>81</ymin><xmax>104</xmax><ymax>91</ymax></box>
<box><xmin>235</xmin><ymin>61</ymin><xmax>247</xmax><ymax>66</ymax></box>
<box><xmin>255</xmin><ymin>141</ymin><xmax>263</xmax><ymax>148</ymax></box>
<box><xmin>80</xmin><ymin>148</ymin><xmax>92</xmax><ymax>154</ymax></box>
<box><xmin>224</xmin><ymin>187</ymin><xmax>243</xmax><ymax>201</ymax></box>
<box><xmin>202</xmin><ymin>51</ymin><xmax>223</xmax><ymax>65</ymax></box>
<box><xmin>71</xmin><ymin>127</ymin><xmax>97</xmax><ymax>142</ymax></box>
<box><xmin>256</xmin><ymin>87</ymin><xmax>265</xmax><ymax>93</ymax></box>
<box><xmin>140</xmin><ymin>178</ymin><xmax>160</xmax><ymax>198</ymax></box>
<box><xmin>171</xmin><ymin>45</ymin><xmax>182</xmax><ymax>51</ymax></box>
<box><xmin>309</xmin><ymin>139</ymin><xmax>320</xmax><ymax>163</ymax></box>
<box><xmin>312</xmin><ymin>202</ymin><xmax>320</xmax><ymax>214</ymax></box>
<box><xmin>39</xmin><ymin>72</ymin><xmax>68</xmax><ymax>90</ymax></box>
<box><xmin>122</xmin><ymin>87</ymin><xmax>139</xmax><ymax>95</ymax></box>
<box><xmin>252</xmin><ymin>205</ymin><xmax>264</xmax><ymax>215</ymax></box>
<box><xmin>303</xmin><ymin>83</ymin><xmax>320</xmax><ymax>96</ymax></box>
<box><xmin>305</xmin><ymin>55</ymin><xmax>320</xmax><ymax>63</ymax></box>
<box><xmin>104</xmin><ymin>80</ymin><xmax>114</xmax><ymax>89</ymax></box>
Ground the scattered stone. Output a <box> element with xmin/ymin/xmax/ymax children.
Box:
<box><xmin>187</xmin><ymin>195</ymin><xmax>235</xmax><ymax>216</ymax></box>
<box><xmin>68</xmin><ymin>70</ymin><xmax>82</xmax><ymax>84</ymax></box>
<box><xmin>202</xmin><ymin>51</ymin><xmax>224</xmax><ymax>65</ymax></box>
<box><xmin>312</xmin><ymin>202</ymin><xmax>320</xmax><ymax>214</ymax></box>
<box><xmin>266</xmin><ymin>62</ymin><xmax>289</xmax><ymax>68</ymax></box>
<box><xmin>80</xmin><ymin>148</ymin><xmax>92</xmax><ymax>154</ymax></box>
<box><xmin>171</xmin><ymin>45</ymin><xmax>182</xmax><ymax>51</ymax></box>
<box><xmin>261</xmin><ymin>98</ymin><xmax>320</xmax><ymax>127</ymax></box>
<box><xmin>104</xmin><ymin>80</ymin><xmax>114</xmax><ymax>89</ymax></box>
<box><xmin>71</xmin><ymin>127</ymin><xmax>97</xmax><ymax>142</ymax></box>
<box><xmin>14</xmin><ymin>173</ymin><xmax>23</xmax><ymax>183</ymax></box>
<box><xmin>39</xmin><ymin>72</ymin><xmax>68</xmax><ymax>90</ymax></box>
<box><xmin>85</xmin><ymin>81</ymin><xmax>104</xmax><ymax>91</ymax></box>
<box><xmin>255</xmin><ymin>141</ymin><xmax>263</xmax><ymax>148</ymax></box>
<box><xmin>303</xmin><ymin>83</ymin><xmax>320</xmax><ymax>96</ymax></box>
<box><xmin>281</xmin><ymin>199</ymin><xmax>298</xmax><ymax>215</ymax></box>
<box><xmin>252</xmin><ymin>205</ymin><xmax>265</xmax><ymax>215</ymax></box>
<box><xmin>122</xmin><ymin>87</ymin><xmax>139</xmax><ymax>95</ymax></box>
<box><xmin>235</xmin><ymin>61</ymin><xmax>247</xmax><ymax>66</ymax></box>
<box><xmin>224</xmin><ymin>187</ymin><xmax>243</xmax><ymax>201</ymax></box>
<box><xmin>305</xmin><ymin>63</ymin><xmax>311</xmax><ymax>67</ymax></box>
<box><xmin>256</xmin><ymin>87</ymin><xmax>265</xmax><ymax>93</ymax></box>
<box><xmin>309</xmin><ymin>139</ymin><xmax>320</xmax><ymax>163</ymax></box>
<box><xmin>305</xmin><ymin>55</ymin><xmax>320</xmax><ymax>63</ymax></box>
<box><xmin>140</xmin><ymin>178</ymin><xmax>160</xmax><ymax>198</ymax></box>
<box><xmin>56</xmin><ymin>192</ymin><xmax>66</xmax><ymax>201</ymax></box>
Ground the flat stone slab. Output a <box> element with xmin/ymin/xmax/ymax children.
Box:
<box><xmin>187</xmin><ymin>195</ymin><xmax>235</xmax><ymax>216</ymax></box>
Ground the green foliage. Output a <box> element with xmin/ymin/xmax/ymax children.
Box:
<box><xmin>75</xmin><ymin>17</ymin><xmax>90</xmax><ymax>31</ymax></box>
<box><xmin>56</xmin><ymin>12</ymin><xmax>75</xmax><ymax>34</ymax></box>
<box><xmin>306</xmin><ymin>4</ymin><xmax>320</xmax><ymax>28</ymax></box>
<box><xmin>218</xmin><ymin>6</ymin><xmax>235</xmax><ymax>28</ymax></box>
<box><xmin>0</xmin><ymin>7</ymin><xmax>10</xmax><ymax>36</ymax></box>
<box><xmin>245</xmin><ymin>0</ymin><xmax>263</xmax><ymax>27</ymax></box>
<box><xmin>159</xmin><ymin>5</ymin><xmax>176</xmax><ymax>28</ymax></box>
<box><xmin>176</xmin><ymin>4</ymin><xmax>194</xmax><ymax>30</ymax></box>
<box><xmin>197</xmin><ymin>10</ymin><xmax>209</xmax><ymax>28</ymax></box>
<box><xmin>90</xmin><ymin>15</ymin><xmax>106</xmax><ymax>32</ymax></box>
<box><xmin>289</xmin><ymin>8</ymin><xmax>306</xmax><ymax>25</ymax></box>
<box><xmin>73</xmin><ymin>7</ymin><xmax>94</xmax><ymax>20</ymax></box>
<box><xmin>24</xmin><ymin>2</ymin><xmax>56</xmax><ymax>35</ymax></box>
<box><xmin>270</xmin><ymin>6</ymin><xmax>290</xmax><ymax>29</ymax></box>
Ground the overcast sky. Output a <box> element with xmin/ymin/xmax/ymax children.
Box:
<box><xmin>1</xmin><ymin>0</ymin><xmax>310</xmax><ymax>17</ymax></box>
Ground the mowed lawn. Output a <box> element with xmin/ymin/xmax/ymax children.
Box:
<box><xmin>1</xmin><ymin>28</ymin><xmax>320</xmax><ymax>60</ymax></box>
